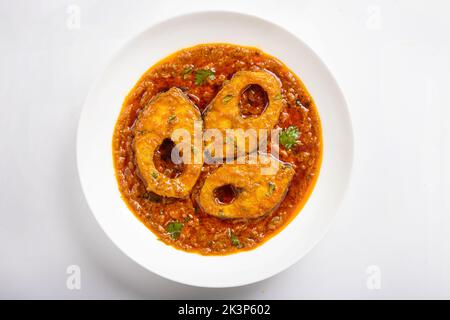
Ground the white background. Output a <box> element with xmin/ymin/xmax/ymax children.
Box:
<box><xmin>1</xmin><ymin>0</ymin><xmax>449</xmax><ymax>299</ymax></box>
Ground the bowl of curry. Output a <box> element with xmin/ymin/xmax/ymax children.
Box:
<box><xmin>77</xmin><ymin>11</ymin><xmax>353</xmax><ymax>287</ymax></box>
<box><xmin>113</xmin><ymin>43</ymin><xmax>322</xmax><ymax>255</ymax></box>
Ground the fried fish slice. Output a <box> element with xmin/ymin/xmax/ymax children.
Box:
<box><xmin>134</xmin><ymin>87</ymin><xmax>203</xmax><ymax>198</ymax></box>
<box><xmin>198</xmin><ymin>154</ymin><xmax>295</xmax><ymax>219</ymax></box>
<box><xmin>203</xmin><ymin>70</ymin><xmax>285</xmax><ymax>158</ymax></box>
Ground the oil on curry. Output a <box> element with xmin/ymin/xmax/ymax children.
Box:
<box><xmin>113</xmin><ymin>43</ymin><xmax>322</xmax><ymax>255</ymax></box>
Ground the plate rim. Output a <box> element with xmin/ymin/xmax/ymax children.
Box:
<box><xmin>76</xmin><ymin>10</ymin><xmax>354</xmax><ymax>288</ymax></box>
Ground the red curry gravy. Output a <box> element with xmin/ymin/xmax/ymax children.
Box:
<box><xmin>113</xmin><ymin>44</ymin><xmax>322</xmax><ymax>255</ymax></box>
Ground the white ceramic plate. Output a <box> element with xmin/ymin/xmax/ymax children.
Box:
<box><xmin>77</xmin><ymin>11</ymin><xmax>353</xmax><ymax>288</ymax></box>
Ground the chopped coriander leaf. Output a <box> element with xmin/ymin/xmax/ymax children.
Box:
<box><xmin>166</xmin><ymin>222</ymin><xmax>184</xmax><ymax>239</ymax></box>
<box><xmin>222</xmin><ymin>94</ymin><xmax>233</xmax><ymax>104</ymax></box>
<box><xmin>230</xmin><ymin>234</ymin><xmax>240</xmax><ymax>247</ymax></box>
<box><xmin>181</xmin><ymin>66</ymin><xmax>193</xmax><ymax>79</ymax></box>
<box><xmin>194</xmin><ymin>69</ymin><xmax>215</xmax><ymax>85</ymax></box>
<box><xmin>168</xmin><ymin>114</ymin><xmax>177</xmax><ymax>123</ymax></box>
<box><xmin>267</xmin><ymin>181</ymin><xmax>276</xmax><ymax>195</ymax></box>
<box><xmin>279</xmin><ymin>126</ymin><xmax>299</xmax><ymax>150</ymax></box>
<box><xmin>141</xmin><ymin>191</ymin><xmax>162</xmax><ymax>202</ymax></box>
<box><xmin>151</xmin><ymin>171</ymin><xmax>158</xmax><ymax>179</ymax></box>
<box><xmin>228</xmin><ymin>229</ymin><xmax>241</xmax><ymax>247</ymax></box>
<box><xmin>184</xmin><ymin>216</ymin><xmax>191</xmax><ymax>223</ymax></box>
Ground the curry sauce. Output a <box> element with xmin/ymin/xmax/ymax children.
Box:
<box><xmin>113</xmin><ymin>43</ymin><xmax>322</xmax><ymax>255</ymax></box>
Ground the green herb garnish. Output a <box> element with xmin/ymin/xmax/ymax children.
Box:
<box><xmin>168</xmin><ymin>114</ymin><xmax>177</xmax><ymax>124</ymax></box>
<box><xmin>181</xmin><ymin>66</ymin><xmax>193</xmax><ymax>79</ymax></box>
<box><xmin>279</xmin><ymin>126</ymin><xmax>299</xmax><ymax>150</ymax></box>
<box><xmin>222</xmin><ymin>94</ymin><xmax>233</xmax><ymax>104</ymax></box>
<box><xmin>194</xmin><ymin>69</ymin><xmax>215</xmax><ymax>85</ymax></box>
<box><xmin>274</xmin><ymin>93</ymin><xmax>283</xmax><ymax>100</ymax></box>
<box><xmin>166</xmin><ymin>222</ymin><xmax>184</xmax><ymax>239</ymax></box>
<box><xmin>151</xmin><ymin>171</ymin><xmax>158</xmax><ymax>179</ymax></box>
<box><xmin>230</xmin><ymin>234</ymin><xmax>240</xmax><ymax>247</ymax></box>
<box><xmin>267</xmin><ymin>181</ymin><xmax>276</xmax><ymax>195</ymax></box>
<box><xmin>141</xmin><ymin>191</ymin><xmax>162</xmax><ymax>202</ymax></box>
<box><xmin>228</xmin><ymin>229</ymin><xmax>241</xmax><ymax>247</ymax></box>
